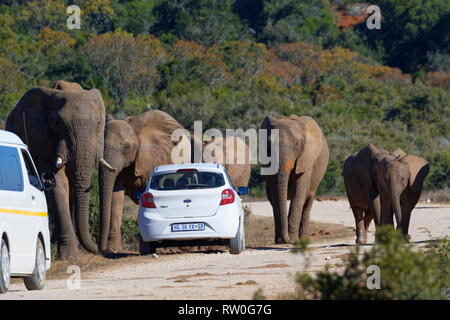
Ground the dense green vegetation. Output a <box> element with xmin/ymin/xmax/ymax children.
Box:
<box><xmin>0</xmin><ymin>0</ymin><xmax>448</xmax><ymax>196</ymax></box>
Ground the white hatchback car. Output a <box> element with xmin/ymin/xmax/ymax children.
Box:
<box><xmin>138</xmin><ymin>163</ymin><xmax>248</xmax><ymax>255</ymax></box>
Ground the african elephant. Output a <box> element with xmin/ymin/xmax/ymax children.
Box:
<box><xmin>376</xmin><ymin>153</ymin><xmax>429</xmax><ymax>236</ymax></box>
<box><xmin>98</xmin><ymin>110</ymin><xmax>189</xmax><ymax>252</ymax></box>
<box><xmin>261</xmin><ymin>115</ymin><xmax>329</xmax><ymax>244</ymax></box>
<box><xmin>201</xmin><ymin>135</ymin><xmax>251</xmax><ymax>189</ymax></box>
<box><xmin>6</xmin><ymin>81</ymin><xmax>108</xmax><ymax>257</ymax></box>
<box><xmin>342</xmin><ymin>144</ymin><xmax>406</xmax><ymax>244</ymax></box>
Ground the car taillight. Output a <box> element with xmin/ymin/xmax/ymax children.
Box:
<box><xmin>141</xmin><ymin>192</ymin><xmax>156</xmax><ymax>208</ymax></box>
<box><xmin>220</xmin><ymin>188</ymin><xmax>235</xmax><ymax>205</ymax></box>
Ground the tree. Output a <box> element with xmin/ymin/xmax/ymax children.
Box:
<box><xmin>83</xmin><ymin>30</ymin><xmax>169</xmax><ymax>109</ymax></box>
<box><xmin>258</xmin><ymin>0</ymin><xmax>338</xmax><ymax>47</ymax></box>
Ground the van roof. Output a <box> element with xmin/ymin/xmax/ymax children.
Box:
<box><xmin>0</xmin><ymin>130</ymin><xmax>26</xmax><ymax>146</ymax></box>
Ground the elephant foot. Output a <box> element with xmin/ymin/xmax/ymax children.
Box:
<box><xmin>57</xmin><ymin>244</ymin><xmax>80</xmax><ymax>260</ymax></box>
<box><xmin>106</xmin><ymin>241</ymin><xmax>123</xmax><ymax>253</ymax></box>
<box><xmin>288</xmin><ymin>233</ymin><xmax>299</xmax><ymax>244</ymax></box>
<box><xmin>355</xmin><ymin>238</ymin><xmax>367</xmax><ymax>245</ymax></box>
<box><xmin>275</xmin><ymin>235</ymin><xmax>290</xmax><ymax>244</ymax></box>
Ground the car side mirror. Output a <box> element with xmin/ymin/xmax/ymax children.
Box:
<box><xmin>237</xmin><ymin>187</ymin><xmax>248</xmax><ymax>196</ymax></box>
<box><xmin>41</xmin><ymin>172</ymin><xmax>56</xmax><ymax>191</ymax></box>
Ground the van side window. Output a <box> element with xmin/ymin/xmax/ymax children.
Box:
<box><xmin>21</xmin><ymin>150</ymin><xmax>41</xmax><ymax>190</ymax></box>
<box><xmin>0</xmin><ymin>146</ymin><xmax>24</xmax><ymax>192</ymax></box>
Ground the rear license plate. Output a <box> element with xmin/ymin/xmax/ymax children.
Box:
<box><xmin>171</xmin><ymin>223</ymin><xmax>205</xmax><ymax>232</ymax></box>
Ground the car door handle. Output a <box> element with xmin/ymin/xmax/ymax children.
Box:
<box><xmin>32</xmin><ymin>195</ymin><xmax>36</xmax><ymax>201</ymax></box>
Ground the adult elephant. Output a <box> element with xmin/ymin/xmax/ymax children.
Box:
<box><xmin>261</xmin><ymin>115</ymin><xmax>329</xmax><ymax>244</ymax></box>
<box><xmin>6</xmin><ymin>81</ymin><xmax>108</xmax><ymax>257</ymax></box>
<box><xmin>201</xmin><ymin>135</ymin><xmax>251</xmax><ymax>189</ymax></box>
<box><xmin>98</xmin><ymin>110</ymin><xmax>189</xmax><ymax>252</ymax></box>
<box><xmin>376</xmin><ymin>153</ymin><xmax>429</xmax><ymax>236</ymax></box>
<box><xmin>342</xmin><ymin>144</ymin><xmax>406</xmax><ymax>244</ymax></box>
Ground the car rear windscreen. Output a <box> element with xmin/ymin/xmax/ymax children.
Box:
<box><xmin>150</xmin><ymin>171</ymin><xmax>225</xmax><ymax>190</ymax></box>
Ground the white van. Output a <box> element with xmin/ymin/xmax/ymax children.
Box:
<box><xmin>0</xmin><ymin>130</ymin><xmax>52</xmax><ymax>293</ymax></box>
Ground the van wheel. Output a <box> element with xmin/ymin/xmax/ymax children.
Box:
<box><xmin>230</xmin><ymin>216</ymin><xmax>245</xmax><ymax>254</ymax></box>
<box><xmin>0</xmin><ymin>239</ymin><xmax>10</xmax><ymax>294</ymax></box>
<box><xmin>139</xmin><ymin>235</ymin><xmax>156</xmax><ymax>255</ymax></box>
<box><xmin>23</xmin><ymin>239</ymin><xmax>46</xmax><ymax>291</ymax></box>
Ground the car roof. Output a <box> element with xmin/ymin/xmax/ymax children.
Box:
<box><xmin>154</xmin><ymin>163</ymin><xmax>225</xmax><ymax>173</ymax></box>
<box><xmin>0</xmin><ymin>130</ymin><xmax>26</xmax><ymax>147</ymax></box>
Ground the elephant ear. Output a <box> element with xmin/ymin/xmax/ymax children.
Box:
<box><xmin>401</xmin><ymin>154</ymin><xmax>430</xmax><ymax>188</ymax></box>
<box><xmin>6</xmin><ymin>87</ymin><xmax>62</xmax><ymax>167</ymax></box>
<box><xmin>294</xmin><ymin>119</ymin><xmax>325</xmax><ymax>174</ymax></box>
<box><xmin>134</xmin><ymin>111</ymin><xmax>183</xmax><ymax>177</ymax></box>
<box><xmin>260</xmin><ymin>116</ymin><xmax>277</xmax><ymax>130</ymax></box>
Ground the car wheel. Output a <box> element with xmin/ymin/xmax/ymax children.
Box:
<box><xmin>23</xmin><ymin>239</ymin><xmax>46</xmax><ymax>291</ymax></box>
<box><xmin>230</xmin><ymin>216</ymin><xmax>245</xmax><ymax>254</ymax></box>
<box><xmin>139</xmin><ymin>235</ymin><xmax>156</xmax><ymax>255</ymax></box>
<box><xmin>0</xmin><ymin>239</ymin><xmax>10</xmax><ymax>294</ymax></box>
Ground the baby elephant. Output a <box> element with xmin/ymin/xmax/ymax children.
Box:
<box><xmin>376</xmin><ymin>153</ymin><xmax>429</xmax><ymax>236</ymax></box>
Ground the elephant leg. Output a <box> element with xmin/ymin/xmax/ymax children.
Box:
<box><xmin>266</xmin><ymin>178</ymin><xmax>282</xmax><ymax>243</ymax></box>
<box><xmin>299</xmin><ymin>192</ymin><xmax>315</xmax><ymax>240</ymax></box>
<box><xmin>54</xmin><ymin>169</ymin><xmax>79</xmax><ymax>258</ymax></box>
<box><xmin>352</xmin><ymin>206</ymin><xmax>366</xmax><ymax>244</ymax></box>
<box><xmin>363</xmin><ymin>210</ymin><xmax>373</xmax><ymax>243</ymax></box>
<box><xmin>399</xmin><ymin>197</ymin><xmax>412</xmax><ymax>237</ymax></box>
<box><xmin>287</xmin><ymin>172</ymin><xmax>311</xmax><ymax>243</ymax></box>
<box><xmin>107</xmin><ymin>186</ymin><xmax>125</xmax><ymax>252</ymax></box>
<box><xmin>369</xmin><ymin>192</ymin><xmax>381</xmax><ymax>226</ymax></box>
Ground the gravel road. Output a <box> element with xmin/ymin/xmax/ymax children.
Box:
<box><xmin>1</xmin><ymin>200</ymin><xmax>448</xmax><ymax>300</ymax></box>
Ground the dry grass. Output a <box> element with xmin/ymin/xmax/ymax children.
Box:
<box><xmin>420</xmin><ymin>188</ymin><xmax>450</xmax><ymax>204</ymax></box>
<box><xmin>244</xmin><ymin>213</ymin><xmax>354</xmax><ymax>248</ymax></box>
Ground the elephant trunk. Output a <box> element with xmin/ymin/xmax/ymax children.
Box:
<box><xmin>98</xmin><ymin>167</ymin><xmax>118</xmax><ymax>252</ymax></box>
<box><xmin>73</xmin><ymin>165</ymin><xmax>98</xmax><ymax>253</ymax></box>
<box><xmin>390</xmin><ymin>188</ymin><xmax>403</xmax><ymax>228</ymax></box>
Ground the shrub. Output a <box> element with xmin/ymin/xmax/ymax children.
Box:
<box><xmin>293</xmin><ymin>226</ymin><xmax>449</xmax><ymax>300</ymax></box>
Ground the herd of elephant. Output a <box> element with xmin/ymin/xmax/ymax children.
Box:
<box><xmin>4</xmin><ymin>81</ymin><xmax>429</xmax><ymax>258</ymax></box>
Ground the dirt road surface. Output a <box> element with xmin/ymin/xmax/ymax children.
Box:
<box><xmin>2</xmin><ymin>200</ymin><xmax>448</xmax><ymax>300</ymax></box>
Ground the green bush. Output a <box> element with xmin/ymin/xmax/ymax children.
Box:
<box><xmin>293</xmin><ymin>226</ymin><xmax>449</xmax><ymax>299</ymax></box>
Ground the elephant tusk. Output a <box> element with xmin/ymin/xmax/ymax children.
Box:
<box><xmin>56</xmin><ymin>156</ymin><xmax>65</xmax><ymax>169</ymax></box>
<box><xmin>99</xmin><ymin>158</ymin><xmax>117</xmax><ymax>173</ymax></box>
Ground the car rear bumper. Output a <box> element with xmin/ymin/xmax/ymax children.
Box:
<box><xmin>138</xmin><ymin>204</ymin><xmax>241</xmax><ymax>242</ymax></box>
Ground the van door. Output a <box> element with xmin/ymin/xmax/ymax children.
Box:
<box><xmin>0</xmin><ymin>145</ymin><xmax>30</xmax><ymax>274</ymax></box>
<box><xmin>19</xmin><ymin>149</ymin><xmax>47</xmax><ymax>272</ymax></box>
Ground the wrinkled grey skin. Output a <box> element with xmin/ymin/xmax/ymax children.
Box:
<box><xmin>261</xmin><ymin>115</ymin><xmax>329</xmax><ymax>244</ymax></box>
<box><xmin>6</xmin><ymin>81</ymin><xmax>106</xmax><ymax>258</ymax></box>
<box><xmin>376</xmin><ymin>154</ymin><xmax>429</xmax><ymax>236</ymax></box>
<box><xmin>98</xmin><ymin>110</ymin><xmax>184</xmax><ymax>252</ymax></box>
<box><xmin>342</xmin><ymin>144</ymin><xmax>406</xmax><ymax>244</ymax></box>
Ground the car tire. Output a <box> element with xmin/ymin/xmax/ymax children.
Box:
<box><xmin>0</xmin><ymin>239</ymin><xmax>10</xmax><ymax>294</ymax></box>
<box><xmin>139</xmin><ymin>235</ymin><xmax>156</xmax><ymax>255</ymax></box>
<box><xmin>23</xmin><ymin>239</ymin><xmax>46</xmax><ymax>291</ymax></box>
<box><xmin>230</xmin><ymin>216</ymin><xmax>245</xmax><ymax>254</ymax></box>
